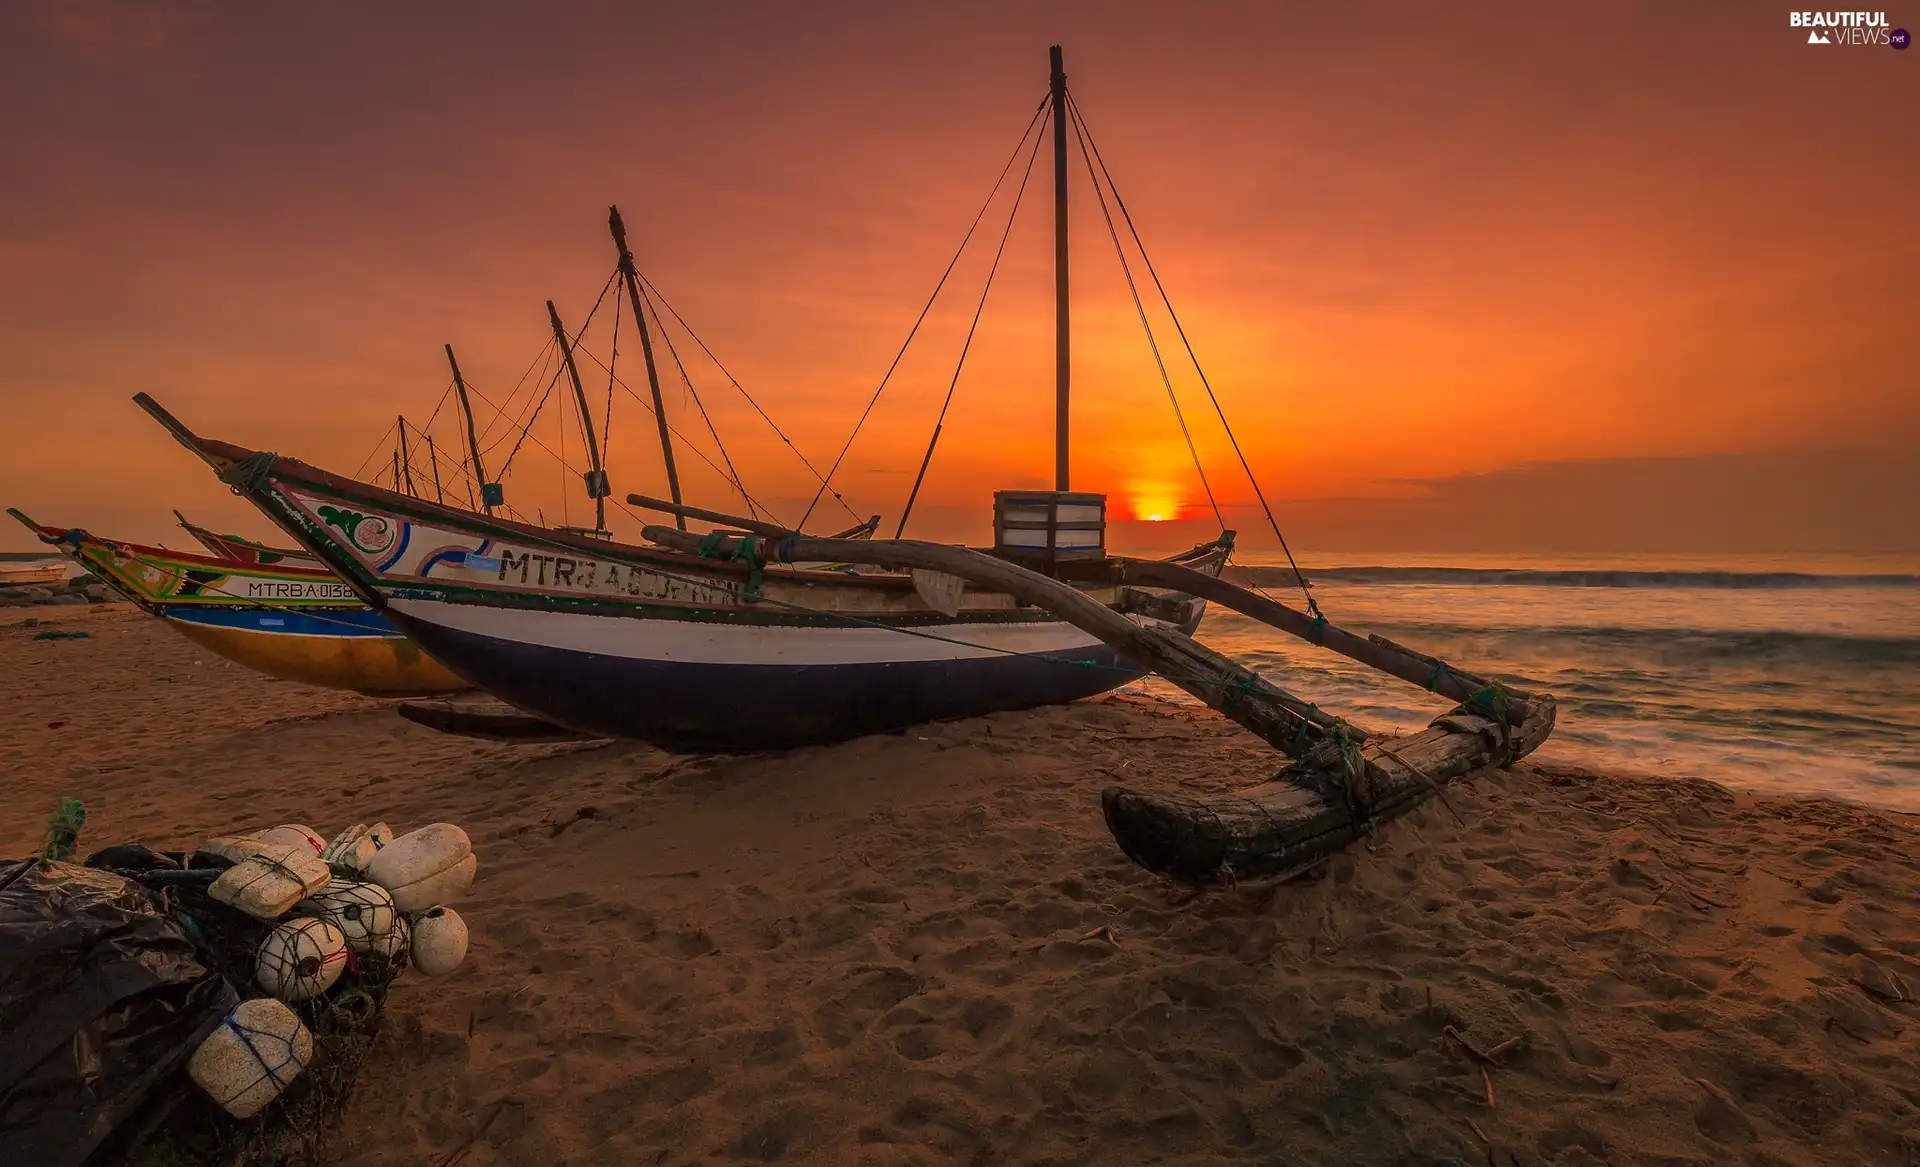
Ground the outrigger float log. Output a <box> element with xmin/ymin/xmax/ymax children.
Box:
<box><xmin>638</xmin><ymin>514</ymin><xmax>1556</xmax><ymax>888</ymax></box>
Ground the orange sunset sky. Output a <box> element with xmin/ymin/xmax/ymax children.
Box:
<box><xmin>1</xmin><ymin>1</ymin><xmax>1914</xmax><ymax>559</ymax></box>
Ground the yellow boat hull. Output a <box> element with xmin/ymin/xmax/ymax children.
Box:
<box><xmin>165</xmin><ymin>617</ymin><xmax>468</xmax><ymax>697</ymax></box>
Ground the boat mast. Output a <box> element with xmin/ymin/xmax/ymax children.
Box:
<box><xmin>546</xmin><ymin>300</ymin><xmax>610</xmax><ymax>533</ymax></box>
<box><xmin>396</xmin><ymin>416</ymin><xmax>418</xmax><ymax>496</ymax></box>
<box><xmin>1050</xmin><ymin>44</ymin><xmax>1071</xmax><ymax>492</ymax></box>
<box><xmin>608</xmin><ymin>206</ymin><xmax>686</xmax><ymax>530</ymax></box>
<box><xmin>445</xmin><ymin>344</ymin><xmax>498</xmax><ymax>514</ymax></box>
<box><xmin>425</xmin><ymin>434</ymin><xmax>445</xmax><ymax>503</ymax></box>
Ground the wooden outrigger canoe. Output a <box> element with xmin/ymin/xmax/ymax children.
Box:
<box><xmin>9</xmin><ymin>509</ymin><xmax>468</xmax><ymax>698</ymax></box>
<box><xmin>122</xmin><ymin>42</ymin><xmax>1553</xmax><ymax>886</ymax></box>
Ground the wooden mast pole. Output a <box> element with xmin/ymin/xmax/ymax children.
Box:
<box><xmin>1050</xmin><ymin>44</ymin><xmax>1070</xmax><ymax>492</ymax></box>
<box><xmin>396</xmin><ymin>416</ymin><xmax>418</xmax><ymax>496</ymax></box>
<box><xmin>608</xmin><ymin>205</ymin><xmax>686</xmax><ymax>530</ymax></box>
<box><xmin>445</xmin><ymin>344</ymin><xmax>496</xmax><ymax>514</ymax></box>
<box><xmin>425</xmin><ymin>434</ymin><xmax>445</xmax><ymax>503</ymax></box>
<box><xmin>546</xmin><ymin>299</ymin><xmax>609</xmax><ymax>533</ymax></box>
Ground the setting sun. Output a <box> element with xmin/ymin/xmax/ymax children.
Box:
<box><xmin>1130</xmin><ymin>490</ymin><xmax>1181</xmax><ymax>523</ymax></box>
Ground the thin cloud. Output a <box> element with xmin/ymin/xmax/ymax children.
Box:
<box><xmin>34</xmin><ymin>0</ymin><xmax>205</xmax><ymax>67</ymax></box>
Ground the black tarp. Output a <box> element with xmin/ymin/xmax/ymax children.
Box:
<box><xmin>0</xmin><ymin>858</ymin><xmax>237</xmax><ymax>1165</ymax></box>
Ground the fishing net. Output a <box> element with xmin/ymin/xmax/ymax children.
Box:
<box><xmin>86</xmin><ymin>862</ymin><xmax>412</xmax><ymax>1167</ymax></box>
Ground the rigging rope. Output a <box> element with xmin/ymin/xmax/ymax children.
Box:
<box><xmin>640</xmin><ymin>275</ymin><xmax>863</xmax><ymax>525</ymax></box>
<box><xmin>497</xmin><ymin>271</ymin><xmax>619</xmax><ymax>481</ymax></box>
<box><xmin>350</xmin><ymin>417</ymin><xmax>401</xmax><ymax>483</ymax></box>
<box><xmin>571</xmin><ymin>339</ymin><xmax>787</xmax><ymax>521</ymax></box>
<box><xmin>797</xmin><ymin>94</ymin><xmax>1052</xmax><ymax>532</ymax></box>
<box><xmin>643</xmin><ymin>287</ymin><xmax>765</xmax><ymax>522</ymax></box>
<box><xmin>478</xmin><ymin>329</ymin><xmax>564</xmax><ymax>452</ymax></box>
<box><xmin>1068</xmin><ymin>91</ymin><xmax>1320</xmax><ymax>615</ymax></box>
<box><xmin>895</xmin><ymin>105</ymin><xmax>1049</xmax><ymax>538</ymax></box>
<box><xmin>1066</xmin><ymin>98</ymin><xmax>1225</xmax><ymax>531</ymax></box>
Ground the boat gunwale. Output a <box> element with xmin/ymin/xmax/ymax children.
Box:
<box><xmin>184</xmin><ymin>432</ymin><xmax>1232</xmax><ymax>601</ymax></box>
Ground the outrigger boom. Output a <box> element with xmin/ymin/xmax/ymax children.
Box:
<box><xmin>640</xmin><ymin>524</ymin><xmax>1556</xmax><ymax>886</ymax></box>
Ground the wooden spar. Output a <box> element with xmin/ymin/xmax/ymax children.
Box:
<box><xmin>446</xmin><ymin>344</ymin><xmax>495</xmax><ymax>515</ymax></box>
<box><xmin>627</xmin><ymin>493</ymin><xmax>881</xmax><ymax>541</ymax></box>
<box><xmin>396</xmin><ymin>417</ymin><xmax>417</xmax><ymax>496</ymax></box>
<box><xmin>1049</xmin><ymin>44</ymin><xmax>1071</xmax><ymax>492</ymax></box>
<box><xmin>642</xmin><ymin>524</ymin><xmax>1360</xmax><ymax>764</ymax></box>
<box><xmin>546</xmin><ymin>299</ymin><xmax>608</xmax><ymax>534</ymax></box>
<box><xmin>609</xmin><ymin>205</ymin><xmax>686</xmax><ymax>530</ymax></box>
<box><xmin>425</xmin><ymin>434</ymin><xmax>445</xmax><ymax>504</ymax></box>
<box><xmin>396</xmin><ymin>698</ymin><xmax>600</xmax><ymax>743</ymax></box>
<box><xmin>628</xmin><ymin>493</ymin><xmax>794</xmax><ymax>539</ymax></box>
<box><xmin>1115</xmin><ymin>557</ymin><xmax>1531</xmax><ymax>725</ymax></box>
<box><xmin>830</xmin><ymin>515</ymin><xmax>884</xmax><ymax>540</ymax></box>
<box><xmin>391</xmin><ymin>450</ymin><xmax>403</xmax><ymax>495</ymax></box>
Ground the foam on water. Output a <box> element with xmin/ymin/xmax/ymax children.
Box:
<box><xmin>1124</xmin><ymin>552</ymin><xmax>1920</xmax><ymax>812</ymax></box>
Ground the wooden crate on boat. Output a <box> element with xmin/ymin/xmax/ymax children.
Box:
<box><xmin>993</xmin><ymin>490</ymin><xmax>1106</xmax><ymax>563</ymax></box>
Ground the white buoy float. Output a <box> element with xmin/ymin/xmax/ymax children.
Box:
<box><xmin>253</xmin><ymin>823</ymin><xmax>326</xmax><ymax>855</ymax></box>
<box><xmin>409</xmin><ymin>906</ymin><xmax>469</xmax><ymax>977</ymax></box>
<box><xmin>364</xmin><ymin>824</ymin><xmax>475</xmax><ymax>911</ymax></box>
<box><xmin>370</xmin><ymin>909</ymin><xmax>411</xmax><ymax>960</ymax></box>
<box><xmin>187</xmin><ymin>998</ymin><xmax>314</xmax><ymax>1119</ymax></box>
<box><xmin>209</xmin><ymin>842</ymin><xmax>331</xmax><ymax>920</ymax></box>
<box><xmin>320</xmin><ymin>821</ymin><xmax>395</xmax><ymax>872</ymax></box>
<box><xmin>256</xmin><ymin>917</ymin><xmax>350</xmax><ymax>1002</ymax></box>
<box><xmin>299</xmin><ymin>881</ymin><xmax>401</xmax><ymax>955</ymax></box>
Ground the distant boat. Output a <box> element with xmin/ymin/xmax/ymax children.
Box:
<box><xmin>0</xmin><ymin>561</ymin><xmax>66</xmax><ymax>587</ymax></box>
<box><xmin>8</xmin><ymin>509</ymin><xmax>469</xmax><ymax>697</ymax></box>
<box><xmin>172</xmin><ymin>509</ymin><xmax>319</xmax><ymax>566</ymax></box>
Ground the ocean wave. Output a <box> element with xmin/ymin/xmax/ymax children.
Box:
<box><xmin>1228</xmin><ymin>565</ymin><xmax>1920</xmax><ymax>590</ymax></box>
<box><xmin>1209</xmin><ymin>614</ymin><xmax>1920</xmax><ymax>667</ymax></box>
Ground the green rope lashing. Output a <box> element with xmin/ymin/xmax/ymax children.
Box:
<box><xmin>1322</xmin><ymin>722</ymin><xmax>1373</xmax><ymax>821</ymax></box>
<box><xmin>1426</xmin><ymin>661</ymin><xmax>1450</xmax><ymax>692</ymax></box>
<box><xmin>697</xmin><ymin>531</ymin><xmax>725</xmax><ymax>558</ymax></box>
<box><xmin>1289</xmin><ymin>709</ymin><xmax>1314</xmax><ymax>753</ymax></box>
<box><xmin>1308</xmin><ymin>612</ymin><xmax>1328</xmax><ymax>644</ymax></box>
<box><xmin>1219</xmin><ymin>673</ymin><xmax>1260</xmax><ymax>714</ymax></box>
<box><xmin>216</xmin><ymin>451</ymin><xmax>281</xmax><ymax>495</ymax></box>
<box><xmin>43</xmin><ymin>798</ymin><xmax>85</xmax><ymax>862</ymax></box>
<box><xmin>730</xmin><ymin>534</ymin><xmax>765</xmax><ymax>599</ymax></box>
<box><xmin>1468</xmin><ymin>680</ymin><xmax>1511</xmax><ymax>720</ymax></box>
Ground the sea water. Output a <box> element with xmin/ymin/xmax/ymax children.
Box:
<box><xmin>1122</xmin><ymin>552</ymin><xmax>1920</xmax><ymax>813</ymax></box>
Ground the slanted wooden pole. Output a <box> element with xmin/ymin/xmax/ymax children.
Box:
<box><xmin>425</xmin><ymin>434</ymin><xmax>445</xmax><ymax>504</ymax></box>
<box><xmin>396</xmin><ymin>416</ymin><xmax>417</xmax><ymax>496</ymax></box>
<box><xmin>629</xmin><ymin>492</ymin><xmax>879</xmax><ymax>542</ymax></box>
<box><xmin>1114</xmin><ymin>558</ymin><xmax>1531</xmax><ymax>725</ymax></box>
<box><xmin>1049</xmin><ymin>44</ymin><xmax>1071</xmax><ymax>492</ymax></box>
<box><xmin>446</xmin><ymin>344</ymin><xmax>495</xmax><ymax>514</ymax></box>
<box><xmin>546</xmin><ymin>299</ymin><xmax>608</xmax><ymax>533</ymax></box>
<box><xmin>628</xmin><ymin>493</ymin><xmax>795</xmax><ymax>539</ymax></box>
<box><xmin>609</xmin><ymin>206</ymin><xmax>686</xmax><ymax>530</ymax></box>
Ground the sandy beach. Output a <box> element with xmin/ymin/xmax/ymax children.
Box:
<box><xmin>5</xmin><ymin>603</ymin><xmax>1918</xmax><ymax>1165</ymax></box>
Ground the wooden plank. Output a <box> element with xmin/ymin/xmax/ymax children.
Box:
<box><xmin>395</xmin><ymin>698</ymin><xmax>602</xmax><ymax>743</ymax></box>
